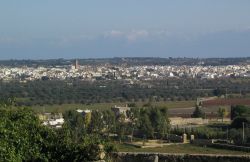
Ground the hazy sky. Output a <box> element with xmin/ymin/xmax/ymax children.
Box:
<box><xmin>0</xmin><ymin>0</ymin><xmax>250</xmax><ymax>59</ymax></box>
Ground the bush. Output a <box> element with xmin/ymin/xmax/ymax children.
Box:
<box><xmin>231</xmin><ymin>117</ymin><xmax>250</xmax><ymax>129</ymax></box>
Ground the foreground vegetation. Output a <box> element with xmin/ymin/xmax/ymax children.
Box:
<box><xmin>0</xmin><ymin>101</ymin><xmax>115</xmax><ymax>162</ymax></box>
<box><xmin>1</xmin><ymin>96</ymin><xmax>250</xmax><ymax>160</ymax></box>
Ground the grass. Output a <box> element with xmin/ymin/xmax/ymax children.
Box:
<box><xmin>29</xmin><ymin>100</ymin><xmax>196</xmax><ymax>113</ymax></box>
<box><xmin>116</xmin><ymin>143</ymin><xmax>250</xmax><ymax>155</ymax></box>
<box><xmin>31</xmin><ymin>103</ymin><xmax>111</xmax><ymax>113</ymax></box>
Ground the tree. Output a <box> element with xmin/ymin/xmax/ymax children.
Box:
<box><xmin>127</xmin><ymin>103</ymin><xmax>137</xmax><ymax>107</ymax></box>
<box><xmin>0</xmin><ymin>107</ymin><xmax>55</xmax><ymax>161</ymax></box>
<box><xmin>213</xmin><ymin>88</ymin><xmax>226</xmax><ymax>97</ymax></box>
<box><xmin>0</xmin><ymin>97</ymin><xmax>16</xmax><ymax>108</ymax></box>
<box><xmin>231</xmin><ymin>117</ymin><xmax>250</xmax><ymax>129</ymax></box>
<box><xmin>229</xmin><ymin>128</ymin><xmax>242</xmax><ymax>144</ymax></box>
<box><xmin>63</xmin><ymin>110</ymin><xmax>86</xmax><ymax>142</ymax></box>
<box><xmin>159</xmin><ymin>107</ymin><xmax>170</xmax><ymax>138</ymax></box>
<box><xmin>126</xmin><ymin>108</ymin><xmax>140</xmax><ymax>141</ymax></box>
<box><xmin>217</xmin><ymin>107</ymin><xmax>228</xmax><ymax>122</ymax></box>
<box><xmin>191</xmin><ymin>105</ymin><xmax>205</xmax><ymax>118</ymax></box>
<box><xmin>84</xmin><ymin>112</ymin><xmax>92</xmax><ymax>128</ymax></box>
<box><xmin>142</xmin><ymin>115</ymin><xmax>154</xmax><ymax>139</ymax></box>
<box><xmin>88</xmin><ymin>110</ymin><xmax>104</xmax><ymax>134</ymax></box>
<box><xmin>0</xmin><ymin>100</ymin><xmax>114</xmax><ymax>161</ymax></box>
<box><xmin>149</xmin><ymin>108</ymin><xmax>162</xmax><ymax>138</ymax></box>
<box><xmin>116</xmin><ymin>113</ymin><xmax>129</xmax><ymax>142</ymax></box>
<box><xmin>231</xmin><ymin>105</ymin><xmax>250</xmax><ymax>120</ymax></box>
<box><xmin>103</xmin><ymin>110</ymin><xmax>116</xmax><ymax>136</ymax></box>
<box><xmin>138</xmin><ymin>109</ymin><xmax>154</xmax><ymax>138</ymax></box>
<box><xmin>52</xmin><ymin>127</ymin><xmax>103</xmax><ymax>162</ymax></box>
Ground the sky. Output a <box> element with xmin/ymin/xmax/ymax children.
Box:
<box><xmin>0</xmin><ymin>0</ymin><xmax>250</xmax><ymax>59</ymax></box>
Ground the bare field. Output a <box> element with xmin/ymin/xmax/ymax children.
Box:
<box><xmin>168</xmin><ymin>106</ymin><xmax>231</xmax><ymax>117</ymax></box>
<box><xmin>203</xmin><ymin>98</ymin><xmax>250</xmax><ymax>107</ymax></box>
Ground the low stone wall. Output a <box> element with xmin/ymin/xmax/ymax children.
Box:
<box><xmin>170</xmin><ymin>117</ymin><xmax>208</xmax><ymax>126</ymax></box>
<box><xmin>191</xmin><ymin>139</ymin><xmax>250</xmax><ymax>152</ymax></box>
<box><xmin>112</xmin><ymin>152</ymin><xmax>250</xmax><ymax>162</ymax></box>
<box><xmin>211</xmin><ymin>143</ymin><xmax>250</xmax><ymax>152</ymax></box>
<box><xmin>191</xmin><ymin>139</ymin><xmax>213</xmax><ymax>146</ymax></box>
<box><xmin>168</xmin><ymin>134</ymin><xmax>183</xmax><ymax>143</ymax></box>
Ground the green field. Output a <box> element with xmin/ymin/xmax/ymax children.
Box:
<box><xmin>116</xmin><ymin>143</ymin><xmax>250</xmax><ymax>155</ymax></box>
<box><xmin>29</xmin><ymin>100</ymin><xmax>196</xmax><ymax>113</ymax></box>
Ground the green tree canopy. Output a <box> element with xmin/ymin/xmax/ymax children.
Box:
<box><xmin>191</xmin><ymin>105</ymin><xmax>205</xmax><ymax>118</ymax></box>
<box><xmin>0</xmin><ymin>102</ymin><xmax>114</xmax><ymax>161</ymax></box>
<box><xmin>231</xmin><ymin>105</ymin><xmax>250</xmax><ymax>120</ymax></box>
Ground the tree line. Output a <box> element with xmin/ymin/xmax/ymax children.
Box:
<box><xmin>1</xmin><ymin>78</ymin><xmax>250</xmax><ymax>107</ymax></box>
<box><xmin>1</xmin><ymin>57</ymin><xmax>250</xmax><ymax>67</ymax></box>
<box><xmin>63</xmin><ymin>106</ymin><xmax>170</xmax><ymax>142</ymax></box>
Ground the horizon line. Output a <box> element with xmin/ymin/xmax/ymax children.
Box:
<box><xmin>0</xmin><ymin>56</ymin><xmax>250</xmax><ymax>61</ymax></box>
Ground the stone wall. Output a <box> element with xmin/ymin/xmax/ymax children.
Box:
<box><xmin>112</xmin><ymin>152</ymin><xmax>250</xmax><ymax>162</ymax></box>
<box><xmin>170</xmin><ymin>117</ymin><xmax>208</xmax><ymax>126</ymax></box>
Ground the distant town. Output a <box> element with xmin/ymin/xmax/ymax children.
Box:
<box><xmin>1</xmin><ymin>58</ymin><xmax>250</xmax><ymax>81</ymax></box>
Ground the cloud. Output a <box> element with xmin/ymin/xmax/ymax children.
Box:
<box><xmin>126</xmin><ymin>30</ymin><xmax>148</xmax><ymax>41</ymax></box>
<box><xmin>0</xmin><ymin>37</ymin><xmax>17</xmax><ymax>44</ymax></box>
<box><xmin>105</xmin><ymin>30</ymin><xmax>124</xmax><ymax>38</ymax></box>
<box><xmin>152</xmin><ymin>30</ymin><xmax>172</xmax><ymax>37</ymax></box>
<box><xmin>104</xmin><ymin>30</ymin><xmax>149</xmax><ymax>42</ymax></box>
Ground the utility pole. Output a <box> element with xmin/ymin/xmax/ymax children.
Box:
<box><xmin>243</xmin><ymin>122</ymin><xmax>245</xmax><ymax>143</ymax></box>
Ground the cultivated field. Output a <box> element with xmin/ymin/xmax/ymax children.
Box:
<box><xmin>30</xmin><ymin>100</ymin><xmax>196</xmax><ymax>113</ymax></box>
<box><xmin>203</xmin><ymin>98</ymin><xmax>250</xmax><ymax>107</ymax></box>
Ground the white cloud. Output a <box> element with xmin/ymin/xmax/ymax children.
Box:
<box><xmin>104</xmin><ymin>30</ymin><xmax>124</xmax><ymax>38</ymax></box>
<box><xmin>153</xmin><ymin>30</ymin><xmax>172</xmax><ymax>37</ymax></box>
<box><xmin>104</xmin><ymin>30</ymin><xmax>149</xmax><ymax>42</ymax></box>
<box><xmin>109</xmin><ymin>30</ymin><xmax>124</xmax><ymax>37</ymax></box>
<box><xmin>126</xmin><ymin>30</ymin><xmax>148</xmax><ymax>41</ymax></box>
